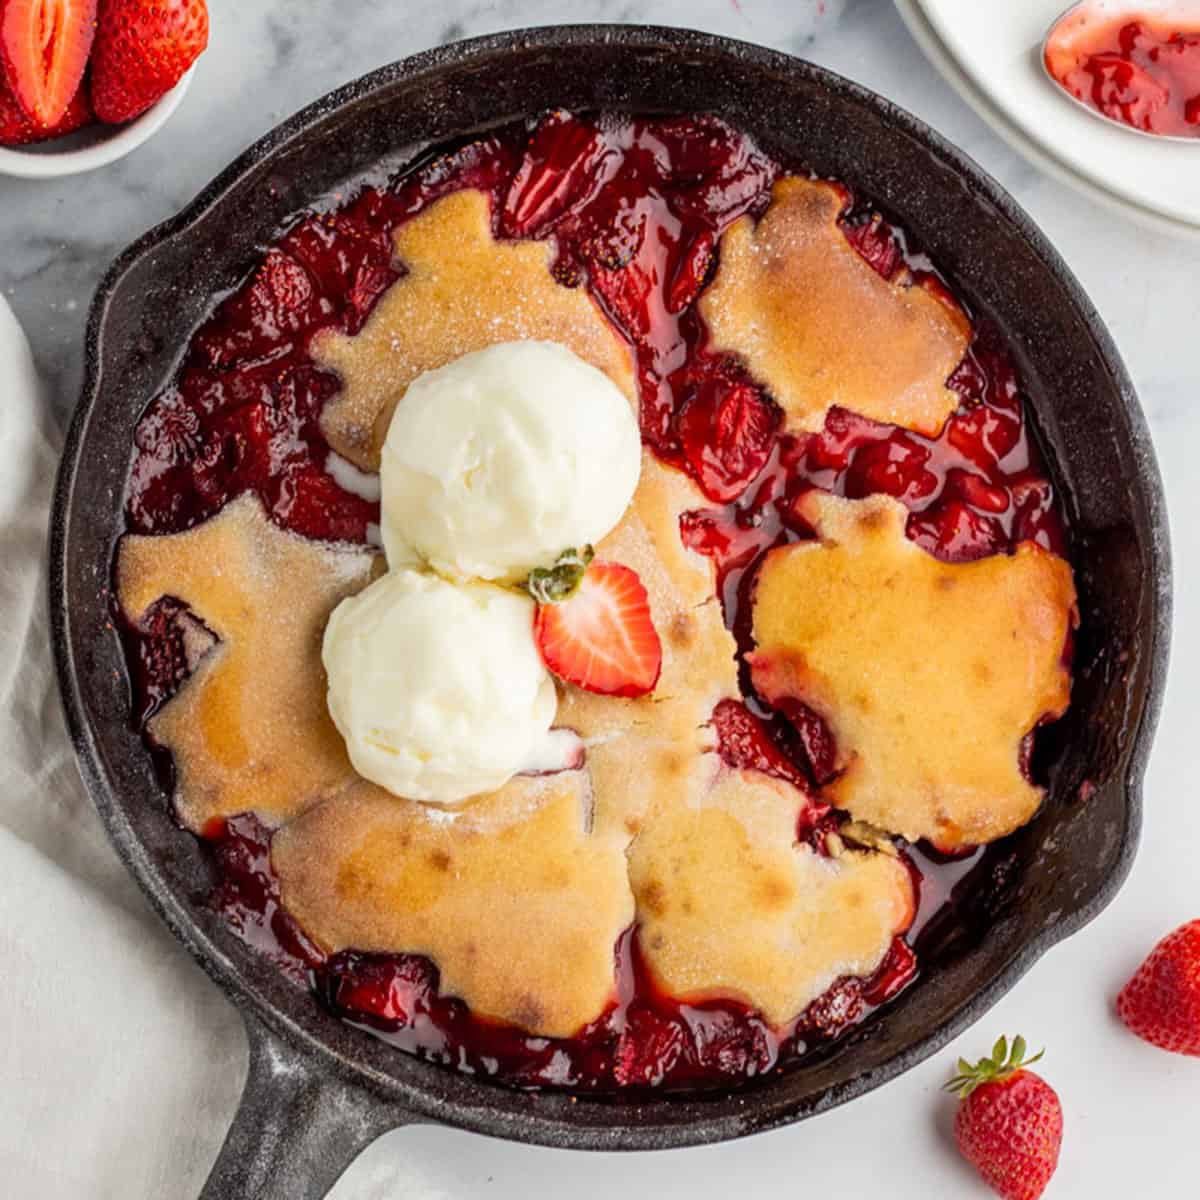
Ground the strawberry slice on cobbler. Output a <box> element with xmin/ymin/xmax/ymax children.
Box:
<box><xmin>532</xmin><ymin>557</ymin><xmax>663</xmax><ymax>698</ymax></box>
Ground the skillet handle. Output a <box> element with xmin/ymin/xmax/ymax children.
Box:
<box><xmin>198</xmin><ymin>1009</ymin><xmax>412</xmax><ymax>1200</ymax></box>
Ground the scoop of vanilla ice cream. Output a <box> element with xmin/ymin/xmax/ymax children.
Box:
<box><xmin>380</xmin><ymin>340</ymin><xmax>641</xmax><ymax>581</ymax></box>
<box><xmin>323</xmin><ymin>568</ymin><xmax>557</xmax><ymax>804</ymax></box>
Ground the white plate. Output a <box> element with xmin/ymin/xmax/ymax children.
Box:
<box><xmin>895</xmin><ymin>0</ymin><xmax>1200</xmax><ymax>237</ymax></box>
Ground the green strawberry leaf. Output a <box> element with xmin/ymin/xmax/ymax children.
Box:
<box><xmin>524</xmin><ymin>546</ymin><xmax>595</xmax><ymax>605</ymax></box>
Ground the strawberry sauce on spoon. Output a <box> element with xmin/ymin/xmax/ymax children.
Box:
<box><xmin>1044</xmin><ymin>1</ymin><xmax>1200</xmax><ymax>138</ymax></box>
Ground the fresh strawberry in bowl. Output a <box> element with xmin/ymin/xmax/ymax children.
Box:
<box><xmin>0</xmin><ymin>0</ymin><xmax>207</xmax><ymax>177</ymax></box>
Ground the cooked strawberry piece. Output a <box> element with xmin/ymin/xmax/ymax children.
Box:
<box><xmin>132</xmin><ymin>386</ymin><xmax>203</xmax><ymax>464</ymax></box>
<box><xmin>502</xmin><ymin>111</ymin><xmax>617</xmax><ymax>238</ymax></box>
<box><xmin>773</xmin><ymin>695</ymin><xmax>840</xmax><ymax>784</ymax></box>
<box><xmin>843</xmin><ymin>213</ymin><xmax>904</xmax><ymax>280</ymax></box>
<box><xmin>1011</xmin><ymin>478</ymin><xmax>1064</xmax><ymax>550</ymax></box>
<box><xmin>862</xmin><ymin>936</ymin><xmax>918</xmax><ymax>1005</ymax></box>
<box><xmin>0</xmin><ymin>0</ymin><xmax>95</xmax><ymax>128</ymax></box>
<box><xmin>90</xmin><ymin>0</ymin><xmax>208</xmax><ymax>124</ymax></box>
<box><xmin>804</xmin><ymin>406</ymin><xmax>892</xmax><ymax>475</ymax></box>
<box><xmin>843</xmin><ymin>432</ymin><xmax>937</xmax><ymax>504</ymax></box>
<box><xmin>650</xmin><ymin>114</ymin><xmax>745</xmax><ymax>180</ymax></box>
<box><xmin>947</xmin><ymin>401</ymin><xmax>1023</xmax><ymax>469</ymax></box>
<box><xmin>320</xmin><ymin>951</ymin><xmax>438</xmax><ymax>1030</ymax></box>
<box><xmin>710</xmin><ymin>698</ymin><xmax>809</xmax><ymax>793</ymax></box>
<box><xmin>279</xmin><ymin>214</ymin><xmax>397</xmax><ymax>335</ymax></box>
<box><xmin>192</xmin><ymin>249</ymin><xmax>330</xmax><ymax>369</ymax></box>
<box><xmin>797</xmin><ymin>976</ymin><xmax>866</xmax><ymax>1039</ymax></box>
<box><xmin>666</xmin><ymin>229</ymin><xmax>715</xmax><ymax>314</ymax></box>
<box><xmin>682</xmin><ymin>1006</ymin><xmax>774</xmax><ymax>1077</ymax></box>
<box><xmin>266</xmin><ymin>460</ymin><xmax>376</xmax><ymax>544</ymax></box>
<box><xmin>125</xmin><ymin>360</ymin><xmax>371</xmax><ymax>542</ymax></box>
<box><xmin>534</xmin><ymin>561</ymin><xmax>662</xmax><ymax>697</ymax></box>
<box><xmin>125</xmin><ymin>595</ymin><xmax>194</xmax><ymax>726</ymax></box>
<box><xmin>676</xmin><ymin>367</ymin><xmax>778</xmax><ymax>503</ymax></box>
<box><xmin>651</xmin><ymin>114</ymin><xmax>776</xmax><ymax>227</ymax></box>
<box><xmin>584</xmin><ymin>198</ymin><xmax>680</xmax><ymax>354</ymax></box>
<box><xmin>907</xmin><ymin>498</ymin><xmax>1007</xmax><ymax>562</ymax></box>
<box><xmin>944</xmin><ymin>466</ymin><xmax>1011</xmax><ymax>514</ymax></box>
<box><xmin>0</xmin><ymin>63</ymin><xmax>91</xmax><ymax>143</ymax></box>
<box><xmin>389</xmin><ymin>135</ymin><xmax>520</xmax><ymax>220</ymax></box>
<box><xmin>614</xmin><ymin>1007</ymin><xmax>687</xmax><ymax>1087</ymax></box>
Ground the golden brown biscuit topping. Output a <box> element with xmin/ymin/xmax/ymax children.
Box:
<box><xmin>751</xmin><ymin>491</ymin><xmax>1076</xmax><ymax>850</ymax></box>
<box><xmin>273</xmin><ymin>775</ymin><xmax>634</xmax><ymax>1038</ymax></box>
<box><xmin>700</xmin><ymin>177</ymin><xmax>971</xmax><ymax>437</ymax></box>
<box><xmin>116</xmin><ymin>495</ymin><xmax>377</xmax><ymax>832</ymax></box>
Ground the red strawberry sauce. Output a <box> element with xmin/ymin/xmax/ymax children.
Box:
<box><xmin>120</xmin><ymin>111</ymin><xmax>1067</xmax><ymax>1092</ymax></box>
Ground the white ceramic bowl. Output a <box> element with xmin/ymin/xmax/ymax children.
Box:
<box><xmin>0</xmin><ymin>66</ymin><xmax>194</xmax><ymax>179</ymax></box>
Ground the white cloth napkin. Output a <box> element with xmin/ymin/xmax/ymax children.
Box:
<box><xmin>0</xmin><ymin>299</ymin><xmax>246</xmax><ymax>1198</ymax></box>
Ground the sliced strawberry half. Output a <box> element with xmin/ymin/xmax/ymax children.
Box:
<box><xmin>533</xmin><ymin>561</ymin><xmax>662</xmax><ymax>698</ymax></box>
<box><xmin>0</xmin><ymin>0</ymin><xmax>97</xmax><ymax>129</ymax></box>
<box><xmin>0</xmin><ymin>62</ymin><xmax>91</xmax><ymax>143</ymax></box>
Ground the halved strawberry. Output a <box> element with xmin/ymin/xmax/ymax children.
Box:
<box><xmin>0</xmin><ymin>62</ymin><xmax>91</xmax><ymax>143</ymax></box>
<box><xmin>90</xmin><ymin>0</ymin><xmax>208</xmax><ymax>125</ymax></box>
<box><xmin>533</xmin><ymin>561</ymin><xmax>662</xmax><ymax>697</ymax></box>
<box><xmin>0</xmin><ymin>0</ymin><xmax>96</xmax><ymax>129</ymax></box>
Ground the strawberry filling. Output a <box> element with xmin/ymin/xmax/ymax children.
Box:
<box><xmin>119</xmin><ymin>111</ymin><xmax>1070</xmax><ymax>1091</ymax></box>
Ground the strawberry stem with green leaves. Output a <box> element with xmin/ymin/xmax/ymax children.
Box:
<box><xmin>944</xmin><ymin>1035</ymin><xmax>1044</xmax><ymax>1098</ymax></box>
<box><xmin>524</xmin><ymin>546</ymin><xmax>595</xmax><ymax>605</ymax></box>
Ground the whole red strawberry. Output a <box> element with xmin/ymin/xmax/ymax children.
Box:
<box><xmin>1117</xmin><ymin>919</ymin><xmax>1200</xmax><ymax>1055</ymax></box>
<box><xmin>945</xmin><ymin>1036</ymin><xmax>1062</xmax><ymax>1200</ymax></box>
<box><xmin>90</xmin><ymin>0</ymin><xmax>208</xmax><ymax>124</ymax></box>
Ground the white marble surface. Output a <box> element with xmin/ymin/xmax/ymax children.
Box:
<box><xmin>3</xmin><ymin>0</ymin><xmax>1199</xmax><ymax>1196</ymax></box>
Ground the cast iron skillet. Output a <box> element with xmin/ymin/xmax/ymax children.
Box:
<box><xmin>50</xmin><ymin>25</ymin><xmax>1170</xmax><ymax>1200</ymax></box>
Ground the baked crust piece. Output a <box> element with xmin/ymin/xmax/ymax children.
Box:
<box><xmin>314</xmin><ymin>188</ymin><xmax>636</xmax><ymax>471</ymax></box>
<box><xmin>116</xmin><ymin>494</ymin><xmax>377</xmax><ymax>832</ymax></box>
<box><xmin>273</xmin><ymin>773</ymin><xmax>635</xmax><ymax>1038</ymax></box>
<box><xmin>700</xmin><ymin>177</ymin><xmax>971</xmax><ymax>438</ymax></box>
<box><xmin>628</xmin><ymin>767</ymin><xmax>914</xmax><ymax>1026</ymax></box>
<box><xmin>750</xmin><ymin>491</ymin><xmax>1077</xmax><ymax>850</ymax></box>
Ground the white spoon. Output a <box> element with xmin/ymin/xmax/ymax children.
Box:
<box><xmin>1042</xmin><ymin>0</ymin><xmax>1200</xmax><ymax>142</ymax></box>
